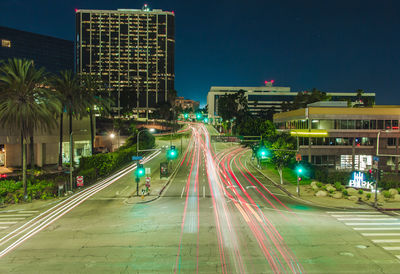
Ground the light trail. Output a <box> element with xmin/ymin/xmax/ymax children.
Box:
<box><xmin>0</xmin><ymin>150</ymin><xmax>161</xmax><ymax>258</ymax></box>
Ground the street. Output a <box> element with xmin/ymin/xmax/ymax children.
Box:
<box><xmin>0</xmin><ymin>124</ymin><xmax>399</xmax><ymax>273</ymax></box>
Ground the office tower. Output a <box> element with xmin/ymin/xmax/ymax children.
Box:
<box><xmin>75</xmin><ymin>5</ymin><xmax>175</xmax><ymax>118</ymax></box>
<box><xmin>0</xmin><ymin>26</ymin><xmax>73</xmax><ymax>74</ymax></box>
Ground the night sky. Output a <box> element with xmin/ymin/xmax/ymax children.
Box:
<box><xmin>1</xmin><ymin>0</ymin><xmax>399</xmax><ymax>106</ymax></box>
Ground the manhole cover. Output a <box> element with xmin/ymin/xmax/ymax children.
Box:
<box><xmin>340</xmin><ymin>252</ymin><xmax>354</xmax><ymax>257</ymax></box>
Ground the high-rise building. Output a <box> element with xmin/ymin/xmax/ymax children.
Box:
<box><xmin>75</xmin><ymin>5</ymin><xmax>175</xmax><ymax>118</ymax></box>
<box><xmin>0</xmin><ymin>26</ymin><xmax>73</xmax><ymax>74</ymax></box>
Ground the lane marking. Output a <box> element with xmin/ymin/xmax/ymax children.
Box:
<box><xmin>0</xmin><ymin>227</ymin><xmax>9</xmax><ymax>229</ymax></box>
<box><xmin>383</xmin><ymin>247</ymin><xmax>400</xmax><ymax>251</ymax></box>
<box><xmin>372</xmin><ymin>239</ymin><xmax>400</xmax><ymax>243</ymax></box>
<box><xmin>203</xmin><ymin>186</ymin><xmax>205</xmax><ymax>198</ymax></box>
<box><xmin>327</xmin><ymin>211</ymin><xmax>381</xmax><ymax>214</ymax></box>
<box><xmin>346</xmin><ymin>223</ymin><xmax>400</xmax><ymax>226</ymax></box>
<box><xmin>396</xmin><ymin>255</ymin><xmax>400</xmax><ymax>261</ymax></box>
<box><xmin>181</xmin><ymin>187</ymin><xmax>185</xmax><ymax>199</ymax></box>
<box><xmin>0</xmin><ymin>215</ymin><xmax>32</xmax><ymax>217</ymax></box>
<box><xmin>0</xmin><ymin>222</ymin><xmax>17</xmax><ymax>225</ymax></box>
<box><xmin>338</xmin><ymin>218</ymin><xmax>398</xmax><ymax>221</ymax></box>
<box><xmin>332</xmin><ymin>215</ymin><xmax>391</xmax><ymax>218</ymax></box>
<box><xmin>0</xmin><ymin>218</ymin><xmax>25</xmax><ymax>221</ymax></box>
<box><xmin>17</xmin><ymin>211</ymin><xmax>38</xmax><ymax>213</ymax></box>
<box><xmin>354</xmin><ymin>227</ymin><xmax>400</xmax><ymax>231</ymax></box>
<box><xmin>362</xmin><ymin>233</ymin><xmax>400</xmax><ymax>236</ymax></box>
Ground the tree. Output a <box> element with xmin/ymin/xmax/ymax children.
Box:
<box><xmin>80</xmin><ymin>74</ymin><xmax>112</xmax><ymax>154</ymax></box>
<box><xmin>282</xmin><ymin>88</ymin><xmax>330</xmax><ymax>111</ymax></box>
<box><xmin>0</xmin><ymin>58</ymin><xmax>61</xmax><ymax>197</ymax></box>
<box><xmin>50</xmin><ymin>70</ymin><xmax>87</xmax><ymax>169</ymax></box>
<box><xmin>269</xmin><ymin>134</ymin><xmax>296</xmax><ymax>184</ymax></box>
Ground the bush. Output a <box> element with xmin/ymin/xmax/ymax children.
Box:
<box><xmin>334</xmin><ymin>182</ymin><xmax>344</xmax><ymax>192</ymax></box>
<box><xmin>383</xmin><ymin>190</ymin><xmax>391</xmax><ymax>199</ymax></box>
<box><xmin>78</xmin><ymin>168</ymin><xmax>97</xmax><ymax>185</ymax></box>
<box><xmin>358</xmin><ymin>189</ymin><xmax>364</xmax><ymax>194</ymax></box>
<box><xmin>0</xmin><ymin>180</ymin><xmax>23</xmax><ymax>198</ymax></box>
<box><xmin>342</xmin><ymin>189</ymin><xmax>349</xmax><ymax>196</ymax></box>
<box><xmin>366</xmin><ymin>193</ymin><xmax>371</xmax><ymax>199</ymax></box>
<box><xmin>316</xmin><ymin>182</ymin><xmax>323</xmax><ymax>188</ymax></box>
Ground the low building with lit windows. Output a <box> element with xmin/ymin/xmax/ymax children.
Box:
<box><xmin>0</xmin><ymin>116</ymin><xmax>91</xmax><ymax>169</ymax></box>
<box><xmin>273</xmin><ymin>102</ymin><xmax>400</xmax><ymax>172</ymax></box>
<box><xmin>175</xmin><ymin>97</ymin><xmax>199</xmax><ymax>111</ymax></box>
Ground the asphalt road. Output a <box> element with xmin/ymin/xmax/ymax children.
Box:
<box><xmin>0</xmin><ymin>123</ymin><xmax>399</xmax><ymax>273</ymax></box>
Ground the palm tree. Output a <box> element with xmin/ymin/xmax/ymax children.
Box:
<box><xmin>79</xmin><ymin>74</ymin><xmax>112</xmax><ymax>154</ymax></box>
<box><xmin>50</xmin><ymin>71</ymin><xmax>86</xmax><ymax>169</ymax></box>
<box><xmin>0</xmin><ymin>58</ymin><xmax>60</xmax><ymax>198</ymax></box>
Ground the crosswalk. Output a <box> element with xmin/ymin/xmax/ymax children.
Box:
<box><xmin>0</xmin><ymin>210</ymin><xmax>37</xmax><ymax>230</ymax></box>
<box><xmin>328</xmin><ymin>211</ymin><xmax>400</xmax><ymax>261</ymax></box>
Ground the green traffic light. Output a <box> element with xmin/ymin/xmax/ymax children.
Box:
<box><xmin>298</xmin><ymin>168</ymin><xmax>303</xmax><ymax>173</ymax></box>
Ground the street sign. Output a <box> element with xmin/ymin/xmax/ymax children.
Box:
<box><xmin>373</xmin><ymin>156</ymin><xmax>379</xmax><ymax>169</ymax></box>
<box><xmin>76</xmin><ymin>176</ymin><xmax>84</xmax><ymax>187</ymax></box>
<box><xmin>145</xmin><ymin>167</ymin><xmax>151</xmax><ymax>175</ymax></box>
<box><xmin>132</xmin><ymin>156</ymin><xmax>143</xmax><ymax>161</ymax></box>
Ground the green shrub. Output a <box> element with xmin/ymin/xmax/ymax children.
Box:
<box><xmin>334</xmin><ymin>182</ymin><xmax>344</xmax><ymax>191</ymax></box>
<box><xmin>366</xmin><ymin>193</ymin><xmax>371</xmax><ymax>199</ymax></box>
<box><xmin>383</xmin><ymin>190</ymin><xmax>391</xmax><ymax>199</ymax></box>
<box><xmin>342</xmin><ymin>189</ymin><xmax>348</xmax><ymax>196</ymax></box>
<box><xmin>0</xmin><ymin>180</ymin><xmax>23</xmax><ymax>198</ymax></box>
<box><xmin>322</xmin><ymin>185</ymin><xmax>327</xmax><ymax>191</ymax></box>
<box><xmin>316</xmin><ymin>182</ymin><xmax>323</xmax><ymax>188</ymax></box>
<box><xmin>78</xmin><ymin>168</ymin><xmax>97</xmax><ymax>185</ymax></box>
<box><xmin>358</xmin><ymin>189</ymin><xmax>364</xmax><ymax>194</ymax></box>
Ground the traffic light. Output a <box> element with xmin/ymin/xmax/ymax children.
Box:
<box><xmin>257</xmin><ymin>146</ymin><xmax>269</xmax><ymax>160</ymax></box>
<box><xmin>196</xmin><ymin>113</ymin><xmax>202</xmax><ymax>120</ymax></box>
<box><xmin>366</xmin><ymin>169</ymin><xmax>373</xmax><ymax>181</ymax></box>
<box><xmin>136</xmin><ymin>164</ymin><xmax>145</xmax><ymax>177</ymax></box>
<box><xmin>204</xmin><ymin>117</ymin><xmax>209</xmax><ymax>123</ymax></box>
<box><xmin>184</xmin><ymin>113</ymin><xmax>189</xmax><ymax>119</ymax></box>
<box><xmin>167</xmin><ymin>146</ymin><xmax>178</xmax><ymax>160</ymax></box>
<box><xmin>378</xmin><ymin>169</ymin><xmax>384</xmax><ymax>180</ymax></box>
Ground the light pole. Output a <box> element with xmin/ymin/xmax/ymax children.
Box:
<box><xmin>70</xmin><ymin>129</ymin><xmax>87</xmax><ymax>192</ymax></box>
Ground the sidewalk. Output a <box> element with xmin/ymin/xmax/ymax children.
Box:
<box><xmin>251</xmin><ymin>162</ymin><xmax>376</xmax><ymax>210</ymax></box>
<box><xmin>125</xmin><ymin>137</ymin><xmax>189</xmax><ymax>204</ymax></box>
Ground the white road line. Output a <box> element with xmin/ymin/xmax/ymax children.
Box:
<box><xmin>338</xmin><ymin>218</ymin><xmax>398</xmax><ymax>221</ymax></box>
<box><xmin>0</xmin><ymin>218</ymin><xmax>24</xmax><ymax>221</ymax></box>
<box><xmin>383</xmin><ymin>247</ymin><xmax>400</xmax><ymax>251</ymax></box>
<box><xmin>0</xmin><ymin>227</ymin><xmax>8</xmax><ymax>229</ymax></box>
<box><xmin>332</xmin><ymin>215</ymin><xmax>389</xmax><ymax>218</ymax></box>
<box><xmin>327</xmin><ymin>211</ymin><xmax>380</xmax><ymax>214</ymax></box>
<box><xmin>181</xmin><ymin>187</ymin><xmax>185</xmax><ymax>199</ymax></box>
<box><xmin>0</xmin><ymin>222</ymin><xmax>17</xmax><ymax>225</ymax></box>
<box><xmin>362</xmin><ymin>233</ymin><xmax>400</xmax><ymax>236</ymax></box>
<box><xmin>396</xmin><ymin>255</ymin><xmax>400</xmax><ymax>261</ymax></box>
<box><xmin>347</xmin><ymin>223</ymin><xmax>400</xmax><ymax>226</ymax></box>
<box><xmin>203</xmin><ymin>186</ymin><xmax>205</xmax><ymax>198</ymax></box>
<box><xmin>354</xmin><ymin>227</ymin><xmax>400</xmax><ymax>231</ymax></box>
<box><xmin>17</xmin><ymin>211</ymin><xmax>38</xmax><ymax>213</ymax></box>
<box><xmin>372</xmin><ymin>239</ymin><xmax>400</xmax><ymax>243</ymax></box>
<box><xmin>0</xmin><ymin>215</ymin><xmax>32</xmax><ymax>217</ymax></box>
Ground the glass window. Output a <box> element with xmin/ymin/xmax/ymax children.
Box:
<box><xmin>356</xmin><ymin>120</ymin><xmax>362</xmax><ymax>129</ymax></box>
<box><xmin>385</xmin><ymin>120</ymin><xmax>392</xmax><ymax>129</ymax></box>
<box><xmin>348</xmin><ymin>120</ymin><xmax>355</xmax><ymax>129</ymax></box>
<box><xmin>377</xmin><ymin>120</ymin><xmax>384</xmax><ymax>129</ymax></box>
<box><xmin>334</xmin><ymin>120</ymin><xmax>340</xmax><ymax>129</ymax></box>
<box><xmin>1</xmin><ymin>39</ymin><xmax>11</xmax><ymax>48</ymax></box>
<box><xmin>311</xmin><ymin>120</ymin><xmax>319</xmax><ymax>129</ymax></box>
<box><xmin>319</xmin><ymin>120</ymin><xmax>334</xmax><ymax>129</ymax></box>
<box><xmin>340</xmin><ymin>120</ymin><xmax>347</xmax><ymax>129</ymax></box>
<box><xmin>370</xmin><ymin>120</ymin><xmax>376</xmax><ymax>130</ymax></box>
<box><xmin>362</xmin><ymin>120</ymin><xmax>369</xmax><ymax>129</ymax></box>
<box><xmin>392</xmin><ymin>120</ymin><xmax>399</xmax><ymax>130</ymax></box>
<box><xmin>361</xmin><ymin>137</ymin><xmax>372</xmax><ymax>146</ymax></box>
<box><xmin>388</xmin><ymin>138</ymin><xmax>396</xmax><ymax>146</ymax></box>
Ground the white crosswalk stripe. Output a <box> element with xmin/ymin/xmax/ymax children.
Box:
<box><xmin>328</xmin><ymin>211</ymin><xmax>400</xmax><ymax>262</ymax></box>
<box><xmin>0</xmin><ymin>210</ymin><xmax>35</xmax><ymax>230</ymax></box>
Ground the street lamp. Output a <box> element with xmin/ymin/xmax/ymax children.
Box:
<box><xmin>70</xmin><ymin>129</ymin><xmax>87</xmax><ymax>192</ymax></box>
<box><xmin>296</xmin><ymin>166</ymin><xmax>303</xmax><ymax>197</ymax></box>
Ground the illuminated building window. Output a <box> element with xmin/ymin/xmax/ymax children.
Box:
<box><xmin>1</xmin><ymin>39</ymin><xmax>11</xmax><ymax>48</ymax></box>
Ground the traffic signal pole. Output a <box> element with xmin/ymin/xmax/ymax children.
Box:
<box><xmin>136</xmin><ymin>160</ymin><xmax>140</xmax><ymax>196</ymax></box>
